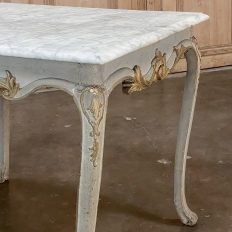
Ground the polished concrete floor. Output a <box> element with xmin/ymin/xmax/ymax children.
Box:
<box><xmin>0</xmin><ymin>69</ymin><xmax>232</xmax><ymax>232</ymax></box>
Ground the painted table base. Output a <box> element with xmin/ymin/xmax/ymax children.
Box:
<box><xmin>0</xmin><ymin>37</ymin><xmax>200</xmax><ymax>231</ymax></box>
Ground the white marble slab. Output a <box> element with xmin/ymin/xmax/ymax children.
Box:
<box><xmin>0</xmin><ymin>3</ymin><xmax>209</xmax><ymax>65</ymax></box>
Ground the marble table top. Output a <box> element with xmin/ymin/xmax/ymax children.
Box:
<box><xmin>0</xmin><ymin>3</ymin><xmax>209</xmax><ymax>65</ymax></box>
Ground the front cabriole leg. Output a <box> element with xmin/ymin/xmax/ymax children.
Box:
<box><xmin>121</xmin><ymin>37</ymin><xmax>200</xmax><ymax>226</ymax></box>
<box><xmin>73</xmin><ymin>86</ymin><xmax>108</xmax><ymax>232</ymax></box>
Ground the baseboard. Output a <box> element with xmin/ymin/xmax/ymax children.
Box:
<box><xmin>173</xmin><ymin>44</ymin><xmax>232</xmax><ymax>72</ymax></box>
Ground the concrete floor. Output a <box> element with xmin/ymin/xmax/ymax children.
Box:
<box><xmin>0</xmin><ymin>69</ymin><xmax>232</xmax><ymax>232</ymax></box>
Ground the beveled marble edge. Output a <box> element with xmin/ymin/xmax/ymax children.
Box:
<box><xmin>0</xmin><ymin>3</ymin><xmax>209</xmax><ymax>65</ymax></box>
<box><xmin>96</xmin><ymin>14</ymin><xmax>209</xmax><ymax>64</ymax></box>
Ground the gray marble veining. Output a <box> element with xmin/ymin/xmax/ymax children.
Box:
<box><xmin>0</xmin><ymin>3</ymin><xmax>209</xmax><ymax>64</ymax></box>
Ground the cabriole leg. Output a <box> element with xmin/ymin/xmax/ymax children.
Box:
<box><xmin>74</xmin><ymin>86</ymin><xmax>108</xmax><ymax>232</ymax></box>
<box><xmin>0</xmin><ymin>97</ymin><xmax>10</xmax><ymax>183</ymax></box>
<box><xmin>120</xmin><ymin>38</ymin><xmax>201</xmax><ymax>226</ymax></box>
<box><xmin>174</xmin><ymin>48</ymin><xmax>200</xmax><ymax>226</ymax></box>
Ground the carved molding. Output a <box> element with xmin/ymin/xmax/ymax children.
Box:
<box><xmin>80</xmin><ymin>86</ymin><xmax>105</xmax><ymax>167</ymax></box>
<box><xmin>0</xmin><ymin>71</ymin><xmax>20</xmax><ymax>100</ymax></box>
<box><xmin>122</xmin><ymin>37</ymin><xmax>200</xmax><ymax>94</ymax></box>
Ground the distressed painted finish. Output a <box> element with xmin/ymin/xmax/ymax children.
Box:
<box><xmin>74</xmin><ymin>88</ymin><xmax>108</xmax><ymax>232</ymax></box>
<box><xmin>0</xmin><ymin>3</ymin><xmax>208</xmax><ymax>232</ymax></box>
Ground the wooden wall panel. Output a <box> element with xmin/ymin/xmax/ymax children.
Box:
<box><xmin>2</xmin><ymin>0</ymin><xmax>24</xmax><ymax>2</ymax></box>
<box><xmin>132</xmin><ymin>0</ymin><xmax>146</xmax><ymax>10</ymax></box>
<box><xmin>4</xmin><ymin>0</ymin><xmax>23</xmax><ymax>2</ymax></box>
<box><xmin>44</xmin><ymin>0</ymin><xmax>54</xmax><ymax>5</ymax></box>
<box><xmin>131</xmin><ymin>0</ymin><xmax>138</xmax><ymax>9</ymax></box>
<box><xmin>179</xmin><ymin>0</ymin><xmax>210</xmax><ymax>48</ymax></box>
<box><xmin>162</xmin><ymin>0</ymin><xmax>176</xmax><ymax>11</ymax></box>
<box><xmin>176</xmin><ymin>0</ymin><xmax>183</xmax><ymax>11</ymax></box>
<box><xmin>27</xmin><ymin>0</ymin><xmax>42</xmax><ymax>4</ymax></box>
<box><xmin>175</xmin><ymin>0</ymin><xmax>232</xmax><ymax>70</ymax></box>
<box><xmin>54</xmin><ymin>0</ymin><xmax>107</xmax><ymax>8</ymax></box>
<box><xmin>108</xmin><ymin>0</ymin><xmax>117</xmax><ymax>9</ymax></box>
<box><xmin>137</xmin><ymin>0</ymin><xmax>146</xmax><ymax>10</ymax></box>
<box><xmin>181</xmin><ymin>0</ymin><xmax>231</xmax><ymax>48</ymax></box>
<box><xmin>54</xmin><ymin>0</ymin><xmax>78</xmax><ymax>7</ymax></box>
<box><xmin>209</xmin><ymin>0</ymin><xmax>231</xmax><ymax>46</ymax></box>
<box><xmin>147</xmin><ymin>0</ymin><xmax>161</xmax><ymax>11</ymax></box>
<box><xmin>118</xmin><ymin>0</ymin><xmax>131</xmax><ymax>9</ymax></box>
<box><xmin>108</xmin><ymin>0</ymin><xmax>146</xmax><ymax>10</ymax></box>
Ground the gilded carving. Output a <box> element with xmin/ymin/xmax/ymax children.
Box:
<box><xmin>90</xmin><ymin>139</ymin><xmax>99</xmax><ymax>165</ymax></box>
<box><xmin>80</xmin><ymin>86</ymin><xmax>105</xmax><ymax>167</ymax></box>
<box><xmin>0</xmin><ymin>71</ymin><xmax>20</xmax><ymax>100</ymax></box>
<box><xmin>122</xmin><ymin>37</ymin><xmax>199</xmax><ymax>94</ymax></box>
<box><xmin>123</xmin><ymin>50</ymin><xmax>170</xmax><ymax>94</ymax></box>
<box><xmin>87</xmin><ymin>94</ymin><xmax>103</xmax><ymax>121</ymax></box>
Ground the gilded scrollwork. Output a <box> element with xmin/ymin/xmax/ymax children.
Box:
<box><xmin>80</xmin><ymin>86</ymin><xmax>105</xmax><ymax>167</ymax></box>
<box><xmin>123</xmin><ymin>50</ymin><xmax>170</xmax><ymax>94</ymax></box>
<box><xmin>122</xmin><ymin>37</ymin><xmax>200</xmax><ymax>94</ymax></box>
<box><xmin>0</xmin><ymin>70</ymin><xmax>20</xmax><ymax>100</ymax></box>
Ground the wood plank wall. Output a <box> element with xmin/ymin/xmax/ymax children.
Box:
<box><xmin>1</xmin><ymin>0</ymin><xmax>232</xmax><ymax>70</ymax></box>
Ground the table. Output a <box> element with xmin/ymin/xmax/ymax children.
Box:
<box><xmin>0</xmin><ymin>3</ymin><xmax>209</xmax><ymax>231</ymax></box>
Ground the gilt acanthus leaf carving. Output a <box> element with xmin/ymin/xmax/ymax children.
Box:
<box><xmin>80</xmin><ymin>86</ymin><xmax>105</xmax><ymax>167</ymax></box>
<box><xmin>0</xmin><ymin>71</ymin><xmax>20</xmax><ymax>100</ymax></box>
<box><xmin>122</xmin><ymin>37</ymin><xmax>199</xmax><ymax>94</ymax></box>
